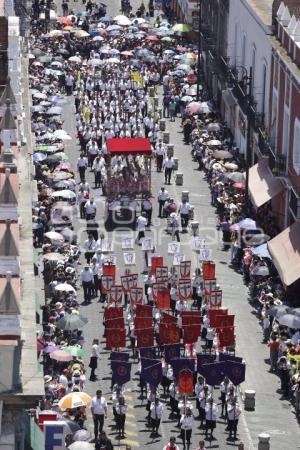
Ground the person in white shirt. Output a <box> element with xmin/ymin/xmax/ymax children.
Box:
<box><xmin>115</xmin><ymin>396</ymin><xmax>128</xmax><ymax>437</ymax></box>
<box><xmin>150</xmin><ymin>398</ymin><xmax>164</xmax><ymax>436</ymax></box>
<box><xmin>178</xmin><ymin>199</ymin><xmax>192</xmax><ymax>233</ymax></box>
<box><xmin>142</xmin><ymin>197</ymin><xmax>153</xmax><ymax>227</ymax></box>
<box><xmin>163</xmin><ymin>155</ymin><xmax>175</xmax><ymax>185</ymax></box>
<box><xmin>89</xmin><ymin>338</ymin><xmax>101</xmax><ymax>381</ymax></box>
<box><xmin>58</xmin><ymin>369</ymin><xmax>69</xmax><ymax>388</ymax></box>
<box><xmin>195</xmin><ymin>375</ymin><xmax>205</xmax><ymax>416</ymax></box>
<box><xmin>92</xmin><ymin>154</ymin><xmax>104</xmax><ymax>188</ymax></box>
<box><xmin>91</xmin><ymin>389</ymin><xmax>107</xmax><ymax>439</ymax></box>
<box><xmin>155</xmin><ymin>139</ymin><xmax>165</xmax><ymax>172</ymax></box>
<box><xmin>227</xmin><ymin>399</ymin><xmax>241</xmax><ymax>440</ymax></box>
<box><xmin>136</xmin><ymin>212</ymin><xmax>147</xmax><ymax>244</ymax></box>
<box><xmin>180</xmin><ymin>407</ymin><xmax>194</xmax><ymax>448</ymax></box>
<box><xmin>205</xmin><ymin>398</ymin><xmax>218</xmax><ymax>439</ymax></box>
<box><xmin>84</xmin><ymin>234</ymin><xmax>97</xmax><ymax>263</ymax></box>
<box><xmin>80</xmin><ymin>265</ymin><xmax>94</xmax><ymax>304</ymax></box>
<box><xmin>77</xmin><ymin>153</ymin><xmax>88</xmax><ymax>183</ymax></box>
<box><xmin>157</xmin><ymin>187</ymin><xmax>169</xmax><ymax>218</ymax></box>
<box><xmin>206</xmin><ymin>327</ymin><xmax>215</xmax><ymax>350</ymax></box>
<box><xmin>175</xmin><ymin>299</ymin><xmax>188</xmax><ymax>315</ymax></box>
<box><xmin>220</xmin><ymin>376</ymin><xmax>232</xmax><ymax>417</ymax></box>
<box><xmin>87</xmin><ymin>139</ymin><xmax>99</xmax><ymax>167</ymax></box>
<box><xmin>85</xmin><ymin>198</ymin><xmax>97</xmax><ymax>221</ymax></box>
<box><xmin>90</xmin><ymin>256</ymin><xmax>101</xmax><ymax>297</ymax></box>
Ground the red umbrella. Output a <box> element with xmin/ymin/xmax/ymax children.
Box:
<box><xmin>98</xmin><ymin>29</ymin><xmax>108</xmax><ymax>36</ymax></box>
<box><xmin>146</xmin><ymin>35</ymin><xmax>159</xmax><ymax>41</ymax></box>
<box><xmin>55</xmin><ymin>162</ymin><xmax>75</xmax><ymax>173</ymax></box>
<box><xmin>176</xmin><ymin>45</ymin><xmax>189</xmax><ymax>52</ymax></box>
<box><xmin>233</xmin><ymin>182</ymin><xmax>245</xmax><ymax>190</ymax></box>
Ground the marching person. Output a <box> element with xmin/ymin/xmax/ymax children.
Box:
<box><xmin>163</xmin><ymin>436</ymin><xmax>180</xmax><ymax>450</ymax></box>
<box><xmin>80</xmin><ymin>265</ymin><xmax>94</xmax><ymax>304</ymax></box>
<box><xmin>178</xmin><ymin>198</ymin><xmax>192</xmax><ymax>233</ymax></box>
<box><xmin>220</xmin><ymin>376</ymin><xmax>232</xmax><ymax>417</ymax></box>
<box><xmin>84</xmin><ymin>197</ymin><xmax>97</xmax><ymax>221</ymax></box>
<box><xmin>157</xmin><ymin>186</ymin><xmax>169</xmax><ymax>218</ymax></box>
<box><xmin>180</xmin><ymin>407</ymin><xmax>194</xmax><ymax>449</ymax></box>
<box><xmin>199</xmin><ymin>385</ymin><xmax>209</xmax><ymax>428</ymax></box>
<box><xmin>90</xmin><ymin>390</ymin><xmax>107</xmax><ymax>440</ymax></box>
<box><xmin>77</xmin><ymin>152</ymin><xmax>88</xmax><ymax>183</ymax></box>
<box><xmin>170</xmin><ymin>212</ymin><xmax>180</xmax><ymax>242</ymax></box>
<box><xmin>115</xmin><ymin>395</ymin><xmax>128</xmax><ymax>438</ymax></box>
<box><xmin>205</xmin><ymin>397</ymin><xmax>218</xmax><ymax>440</ymax></box>
<box><xmin>83</xmin><ymin>233</ymin><xmax>97</xmax><ymax>264</ymax></box>
<box><xmin>195</xmin><ymin>375</ymin><xmax>205</xmax><ymax>417</ymax></box>
<box><xmin>155</xmin><ymin>138</ymin><xmax>165</xmax><ymax>172</ymax></box>
<box><xmin>92</xmin><ymin>154</ymin><xmax>104</xmax><ymax>188</ymax></box>
<box><xmin>150</xmin><ymin>397</ymin><xmax>164</xmax><ymax>437</ymax></box>
<box><xmin>90</xmin><ymin>256</ymin><xmax>101</xmax><ymax>298</ymax></box>
<box><xmin>142</xmin><ymin>196</ymin><xmax>153</xmax><ymax>227</ymax></box>
<box><xmin>227</xmin><ymin>398</ymin><xmax>241</xmax><ymax>441</ymax></box>
<box><xmin>136</xmin><ymin>211</ymin><xmax>148</xmax><ymax>244</ymax></box>
<box><xmin>163</xmin><ymin>154</ymin><xmax>175</xmax><ymax>185</ymax></box>
<box><xmin>89</xmin><ymin>338</ymin><xmax>101</xmax><ymax>381</ymax></box>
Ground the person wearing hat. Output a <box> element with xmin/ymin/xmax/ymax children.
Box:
<box><xmin>136</xmin><ymin>211</ymin><xmax>147</xmax><ymax>244</ymax></box>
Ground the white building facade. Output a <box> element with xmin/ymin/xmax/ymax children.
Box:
<box><xmin>224</xmin><ymin>0</ymin><xmax>273</xmax><ymax>157</ymax></box>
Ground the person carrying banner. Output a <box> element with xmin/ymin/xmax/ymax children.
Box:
<box><xmin>199</xmin><ymin>385</ymin><xmax>209</xmax><ymax>428</ymax></box>
<box><xmin>220</xmin><ymin>376</ymin><xmax>232</xmax><ymax>418</ymax></box>
<box><xmin>169</xmin><ymin>380</ymin><xmax>180</xmax><ymax>421</ymax></box>
<box><xmin>195</xmin><ymin>375</ymin><xmax>205</xmax><ymax>418</ymax></box>
<box><xmin>112</xmin><ymin>385</ymin><xmax>122</xmax><ymax>423</ymax></box>
<box><xmin>147</xmin><ymin>387</ymin><xmax>156</xmax><ymax>424</ymax></box>
<box><xmin>115</xmin><ymin>395</ymin><xmax>128</xmax><ymax>438</ymax></box>
<box><xmin>180</xmin><ymin>406</ymin><xmax>194</xmax><ymax>449</ymax></box>
<box><xmin>150</xmin><ymin>397</ymin><xmax>164</xmax><ymax>437</ymax></box>
<box><xmin>227</xmin><ymin>398</ymin><xmax>241</xmax><ymax>440</ymax></box>
<box><xmin>89</xmin><ymin>338</ymin><xmax>101</xmax><ymax>381</ymax></box>
<box><xmin>205</xmin><ymin>397</ymin><xmax>218</xmax><ymax>439</ymax></box>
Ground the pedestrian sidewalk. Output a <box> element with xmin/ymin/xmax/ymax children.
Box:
<box><xmin>163</xmin><ymin>107</ymin><xmax>300</xmax><ymax>449</ymax></box>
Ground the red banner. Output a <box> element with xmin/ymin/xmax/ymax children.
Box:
<box><xmin>156</xmin><ymin>276</ymin><xmax>169</xmax><ymax>283</ymax></box>
<box><xmin>178</xmin><ymin>369</ymin><xmax>194</xmax><ymax>394</ymax></box>
<box><xmin>105</xmin><ymin>317</ymin><xmax>125</xmax><ymax>329</ymax></box>
<box><xmin>109</xmin><ymin>285</ymin><xmax>123</xmax><ymax>304</ymax></box>
<box><xmin>178</xmin><ymin>279</ymin><xmax>192</xmax><ymax>300</ymax></box>
<box><xmin>202</xmin><ymin>261</ymin><xmax>215</xmax><ymax>280</ymax></box>
<box><xmin>136</xmin><ymin>304</ymin><xmax>153</xmax><ymax>318</ymax></box>
<box><xmin>159</xmin><ymin>323</ymin><xmax>181</xmax><ymax>344</ymax></box>
<box><xmin>209</xmin><ymin>290</ymin><xmax>222</xmax><ymax>308</ymax></box>
<box><xmin>152</xmin><ymin>282</ymin><xmax>168</xmax><ymax>300</ymax></box>
<box><xmin>129</xmin><ymin>287</ymin><xmax>143</xmax><ymax>304</ymax></box>
<box><xmin>183</xmin><ymin>325</ymin><xmax>201</xmax><ymax>344</ymax></box>
<box><xmin>155</xmin><ymin>266</ymin><xmax>168</xmax><ymax>279</ymax></box>
<box><xmin>121</xmin><ymin>273</ymin><xmax>139</xmax><ymax>291</ymax></box>
<box><xmin>103</xmin><ymin>264</ymin><xmax>116</xmax><ymax>281</ymax></box>
<box><xmin>106</xmin><ymin>328</ymin><xmax>126</xmax><ymax>349</ymax></box>
<box><xmin>134</xmin><ymin>317</ymin><xmax>152</xmax><ymax>329</ymax></box>
<box><xmin>203</xmin><ymin>279</ymin><xmax>217</xmax><ymax>293</ymax></box>
<box><xmin>180</xmin><ymin>260</ymin><xmax>191</xmax><ymax>278</ymax></box>
<box><xmin>151</xmin><ymin>256</ymin><xmax>164</xmax><ymax>275</ymax></box>
<box><xmin>101</xmin><ymin>276</ymin><xmax>114</xmax><ymax>292</ymax></box>
<box><xmin>215</xmin><ymin>314</ymin><xmax>235</xmax><ymax>329</ymax></box>
<box><xmin>162</xmin><ymin>312</ymin><xmax>178</xmax><ymax>325</ymax></box>
<box><xmin>209</xmin><ymin>308</ymin><xmax>228</xmax><ymax>327</ymax></box>
<box><xmin>156</xmin><ymin>289</ymin><xmax>170</xmax><ymax>309</ymax></box>
<box><xmin>104</xmin><ymin>307</ymin><xmax>123</xmax><ymax>320</ymax></box>
<box><xmin>181</xmin><ymin>314</ymin><xmax>202</xmax><ymax>327</ymax></box>
<box><xmin>217</xmin><ymin>327</ymin><xmax>235</xmax><ymax>348</ymax></box>
<box><xmin>135</xmin><ymin>328</ymin><xmax>154</xmax><ymax>348</ymax></box>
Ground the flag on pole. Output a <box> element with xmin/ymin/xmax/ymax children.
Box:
<box><xmin>201</xmin><ymin>361</ymin><xmax>226</xmax><ymax>386</ymax></box>
<box><xmin>197</xmin><ymin>353</ymin><xmax>216</xmax><ymax>375</ymax></box>
<box><xmin>171</xmin><ymin>358</ymin><xmax>195</xmax><ymax>378</ymax></box>
<box><xmin>111</xmin><ymin>360</ymin><xmax>131</xmax><ymax>385</ymax></box>
<box><xmin>163</xmin><ymin>343</ymin><xmax>181</xmax><ymax>362</ymax></box>
<box><xmin>140</xmin><ymin>363</ymin><xmax>162</xmax><ymax>387</ymax></box>
<box><xmin>223</xmin><ymin>360</ymin><xmax>246</xmax><ymax>385</ymax></box>
<box><xmin>110</xmin><ymin>351</ymin><xmax>129</xmax><ymax>362</ymax></box>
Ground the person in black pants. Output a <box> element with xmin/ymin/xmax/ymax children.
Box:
<box><xmin>91</xmin><ymin>390</ymin><xmax>107</xmax><ymax>440</ymax></box>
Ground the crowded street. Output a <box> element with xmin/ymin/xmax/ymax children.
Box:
<box><xmin>27</xmin><ymin>0</ymin><xmax>300</xmax><ymax>449</ymax></box>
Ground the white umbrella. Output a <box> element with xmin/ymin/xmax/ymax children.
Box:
<box><xmin>88</xmin><ymin>58</ymin><xmax>104</xmax><ymax>67</ymax></box>
<box><xmin>52</xmin><ymin>190</ymin><xmax>76</xmax><ymax>199</ymax></box>
<box><xmin>73</xmin><ymin>429</ymin><xmax>92</xmax><ymax>442</ymax></box>
<box><xmin>48</xmin><ymin>30</ymin><xmax>63</xmax><ymax>38</ymax></box>
<box><xmin>53</xmin><ymin>130</ymin><xmax>72</xmax><ymax>140</ymax></box>
<box><xmin>92</xmin><ymin>35</ymin><xmax>104</xmax><ymax>41</ymax></box>
<box><xmin>55</xmin><ymin>283</ymin><xmax>76</xmax><ymax>294</ymax></box>
<box><xmin>33</xmin><ymin>92</ymin><xmax>47</xmax><ymax>100</ymax></box>
<box><xmin>69</xmin><ymin>55</ymin><xmax>81</xmax><ymax>63</ymax></box>
<box><xmin>207</xmin><ymin>139</ymin><xmax>222</xmax><ymax>147</ymax></box>
<box><xmin>44</xmin><ymin>231</ymin><xmax>64</xmax><ymax>242</ymax></box>
<box><xmin>106</xmin><ymin>57</ymin><xmax>120</xmax><ymax>64</ymax></box>
<box><xmin>69</xmin><ymin>443</ymin><xmax>94</xmax><ymax>450</ymax></box>
<box><xmin>239</xmin><ymin>218</ymin><xmax>257</xmax><ymax>230</ymax></box>
<box><xmin>75</xmin><ymin>30</ymin><xmax>90</xmax><ymax>38</ymax></box>
<box><xmin>114</xmin><ymin>15</ymin><xmax>131</xmax><ymax>26</ymax></box>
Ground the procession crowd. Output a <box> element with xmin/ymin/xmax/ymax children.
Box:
<box><xmin>28</xmin><ymin>1</ymin><xmax>300</xmax><ymax>449</ymax></box>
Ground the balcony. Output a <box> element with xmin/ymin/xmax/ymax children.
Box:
<box><xmin>257</xmin><ymin>128</ymin><xmax>287</xmax><ymax>177</ymax></box>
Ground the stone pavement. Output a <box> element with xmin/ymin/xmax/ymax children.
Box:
<box><xmin>45</xmin><ymin>1</ymin><xmax>300</xmax><ymax>448</ymax></box>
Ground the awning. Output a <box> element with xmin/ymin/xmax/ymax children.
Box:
<box><xmin>248</xmin><ymin>158</ymin><xmax>284</xmax><ymax>208</ymax></box>
<box><xmin>222</xmin><ymin>89</ymin><xmax>237</xmax><ymax>108</ymax></box>
<box><xmin>268</xmin><ymin>221</ymin><xmax>300</xmax><ymax>286</ymax></box>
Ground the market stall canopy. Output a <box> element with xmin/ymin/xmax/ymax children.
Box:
<box><xmin>268</xmin><ymin>221</ymin><xmax>300</xmax><ymax>286</ymax></box>
<box><xmin>107</xmin><ymin>138</ymin><xmax>152</xmax><ymax>155</ymax></box>
<box><xmin>248</xmin><ymin>158</ymin><xmax>284</xmax><ymax>208</ymax></box>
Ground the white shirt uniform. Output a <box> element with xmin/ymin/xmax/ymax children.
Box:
<box><xmin>80</xmin><ymin>268</ymin><xmax>94</xmax><ymax>283</ymax></box>
<box><xmin>136</xmin><ymin>215</ymin><xmax>147</xmax><ymax>231</ymax></box>
<box><xmin>91</xmin><ymin>396</ymin><xmax>107</xmax><ymax>415</ymax></box>
<box><xmin>158</xmin><ymin>189</ymin><xmax>169</xmax><ymax>201</ymax></box>
<box><xmin>179</xmin><ymin>202</ymin><xmax>191</xmax><ymax>215</ymax></box>
<box><xmin>180</xmin><ymin>415</ymin><xmax>194</xmax><ymax>430</ymax></box>
<box><xmin>205</xmin><ymin>403</ymin><xmax>218</xmax><ymax>420</ymax></box>
<box><xmin>227</xmin><ymin>403</ymin><xmax>241</xmax><ymax>420</ymax></box>
<box><xmin>150</xmin><ymin>402</ymin><xmax>164</xmax><ymax>419</ymax></box>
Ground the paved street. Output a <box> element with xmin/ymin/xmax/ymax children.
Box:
<box><xmin>40</xmin><ymin>1</ymin><xmax>300</xmax><ymax>449</ymax></box>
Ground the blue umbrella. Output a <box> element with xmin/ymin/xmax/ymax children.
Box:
<box><xmin>100</xmin><ymin>16</ymin><xmax>113</xmax><ymax>22</ymax></box>
<box><xmin>33</xmin><ymin>152</ymin><xmax>47</xmax><ymax>162</ymax></box>
<box><xmin>251</xmin><ymin>243</ymin><xmax>271</xmax><ymax>259</ymax></box>
<box><xmin>238</xmin><ymin>218</ymin><xmax>257</xmax><ymax>230</ymax></box>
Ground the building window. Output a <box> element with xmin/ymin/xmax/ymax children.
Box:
<box><xmin>271</xmin><ymin>90</ymin><xmax>278</xmax><ymax>149</ymax></box>
<box><xmin>241</xmin><ymin>34</ymin><xmax>246</xmax><ymax>67</ymax></box>
<box><xmin>285</xmin><ymin>77</ymin><xmax>291</xmax><ymax>106</ymax></box>
<box><xmin>251</xmin><ymin>45</ymin><xmax>256</xmax><ymax>93</ymax></box>
<box><xmin>282</xmin><ymin>107</ymin><xmax>290</xmax><ymax>155</ymax></box>
<box><xmin>274</xmin><ymin>60</ymin><xmax>279</xmax><ymax>88</ymax></box>
<box><xmin>261</xmin><ymin>64</ymin><xmax>267</xmax><ymax>118</ymax></box>
<box><xmin>293</xmin><ymin>117</ymin><xmax>300</xmax><ymax>173</ymax></box>
<box><xmin>234</xmin><ymin>23</ymin><xmax>238</xmax><ymax>65</ymax></box>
